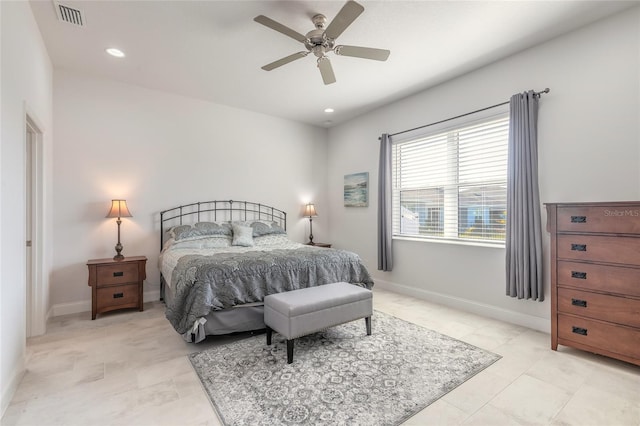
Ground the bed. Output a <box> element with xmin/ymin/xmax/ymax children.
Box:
<box><xmin>159</xmin><ymin>200</ymin><xmax>374</xmax><ymax>342</ymax></box>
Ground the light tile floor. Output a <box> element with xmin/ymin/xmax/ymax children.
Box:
<box><xmin>3</xmin><ymin>288</ymin><xmax>639</xmax><ymax>426</ymax></box>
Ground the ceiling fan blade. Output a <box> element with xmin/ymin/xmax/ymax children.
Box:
<box><xmin>324</xmin><ymin>0</ymin><xmax>364</xmax><ymax>40</ymax></box>
<box><xmin>334</xmin><ymin>45</ymin><xmax>390</xmax><ymax>61</ymax></box>
<box><xmin>317</xmin><ymin>57</ymin><xmax>336</xmax><ymax>85</ymax></box>
<box><xmin>254</xmin><ymin>15</ymin><xmax>307</xmax><ymax>43</ymax></box>
<box><xmin>262</xmin><ymin>51</ymin><xmax>309</xmax><ymax>71</ymax></box>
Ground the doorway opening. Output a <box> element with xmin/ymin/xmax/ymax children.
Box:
<box><xmin>25</xmin><ymin>114</ymin><xmax>45</xmax><ymax>337</ymax></box>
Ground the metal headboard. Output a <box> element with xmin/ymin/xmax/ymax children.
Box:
<box><xmin>160</xmin><ymin>200</ymin><xmax>287</xmax><ymax>249</ymax></box>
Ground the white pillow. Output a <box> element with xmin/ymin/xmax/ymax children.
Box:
<box><xmin>232</xmin><ymin>224</ymin><xmax>254</xmax><ymax>247</ymax></box>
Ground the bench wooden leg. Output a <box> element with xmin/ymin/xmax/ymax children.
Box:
<box><xmin>286</xmin><ymin>339</ymin><xmax>294</xmax><ymax>364</ymax></box>
<box><xmin>365</xmin><ymin>316</ymin><xmax>371</xmax><ymax>335</ymax></box>
<box><xmin>266</xmin><ymin>326</ymin><xmax>272</xmax><ymax>345</ymax></box>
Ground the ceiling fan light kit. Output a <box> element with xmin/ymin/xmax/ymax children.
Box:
<box><xmin>254</xmin><ymin>0</ymin><xmax>390</xmax><ymax>85</ymax></box>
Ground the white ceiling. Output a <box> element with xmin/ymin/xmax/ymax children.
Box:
<box><xmin>30</xmin><ymin>0</ymin><xmax>635</xmax><ymax>127</ymax></box>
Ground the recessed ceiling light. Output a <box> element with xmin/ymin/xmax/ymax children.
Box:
<box><xmin>106</xmin><ymin>48</ymin><xmax>125</xmax><ymax>58</ymax></box>
<box><xmin>324</xmin><ymin>108</ymin><xmax>334</xmax><ymax>113</ymax></box>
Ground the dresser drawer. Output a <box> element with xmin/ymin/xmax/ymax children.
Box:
<box><xmin>557</xmin><ymin>234</ymin><xmax>640</xmax><ymax>265</ymax></box>
<box><xmin>96</xmin><ymin>262</ymin><xmax>139</xmax><ymax>286</ymax></box>
<box><xmin>558</xmin><ymin>314</ymin><xmax>640</xmax><ymax>360</ymax></box>
<box><xmin>96</xmin><ymin>283</ymin><xmax>139</xmax><ymax>310</ymax></box>
<box><xmin>558</xmin><ymin>288</ymin><xmax>640</xmax><ymax>328</ymax></box>
<box><xmin>557</xmin><ymin>206</ymin><xmax>640</xmax><ymax>233</ymax></box>
<box><xmin>557</xmin><ymin>261</ymin><xmax>640</xmax><ymax>297</ymax></box>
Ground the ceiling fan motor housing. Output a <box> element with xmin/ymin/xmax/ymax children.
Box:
<box><xmin>305</xmin><ymin>26</ymin><xmax>334</xmax><ymax>56</ymax></box>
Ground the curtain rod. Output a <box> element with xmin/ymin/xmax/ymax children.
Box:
<box><xmin>381</xmin><ymin>88</ymin><xmax>550</xmax><ymax>140</ymax></box>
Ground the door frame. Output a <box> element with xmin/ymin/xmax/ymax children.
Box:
<box><xmin>25</xmin><ymin>111</ymin><xmax>46</xmax><ymax>337</ymax></box>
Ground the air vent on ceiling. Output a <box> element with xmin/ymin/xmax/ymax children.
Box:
<box><xmin>53</xmin><ymin>1</ymin><xmax>85</xmax><ymax>27</ymax></box>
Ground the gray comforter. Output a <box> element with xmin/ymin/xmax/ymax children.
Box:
<box><xmin>165</xmin><ymin>246</ymin><xmax>374</xmax><ymax>334</ymax></box>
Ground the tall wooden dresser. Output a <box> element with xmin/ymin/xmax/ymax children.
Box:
<box><xmin>546</xmin><ymin>202</ymin><xmax>640</xmax><ymax>366</ymax></box>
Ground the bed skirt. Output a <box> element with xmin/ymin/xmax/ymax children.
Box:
<box><xmin>162</xmin><ymin>274</ymin><xmax>266</xmax><ymax>342</ymax></box>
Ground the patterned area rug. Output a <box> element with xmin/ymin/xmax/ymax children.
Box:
<box><xmin>189</xmin><ymin>311</ymin><xmax>501</xmax><ymax>425</ymax></box>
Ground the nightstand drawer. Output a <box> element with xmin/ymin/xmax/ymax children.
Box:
<box><xmin>96</xmin><ymin>263</ymin><xmax>139</xmax><ymax>286</ymax></box>
<box><xmin>97</xmin><ymin>283</ymin><xmax>139</xmax><ymax>310</ymax></box>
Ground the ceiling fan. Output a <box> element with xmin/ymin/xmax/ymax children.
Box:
<box><xmin>254</xmin><ymin>0</ymin><xmax>390</xmax><ymax>85</ymax></box>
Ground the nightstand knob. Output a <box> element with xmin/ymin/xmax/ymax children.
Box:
<box><xmin>113</xmin><ymin>292</ymin><xmax>124</xmax><ymax>299</ymax></box>
<box><xmin>113</xmin><ymin>271</ymin><xmax>124</xmax><ymax>277</ymax></box>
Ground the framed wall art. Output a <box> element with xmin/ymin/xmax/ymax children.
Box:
<box><xmin>344</xmin><ymin>172</ymin><xmax>369</xmax><ymax>207</ymax></box>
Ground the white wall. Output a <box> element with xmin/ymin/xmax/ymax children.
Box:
<box><xmin>51</xmin><ymin>70</ymin><xmax>328</xmax><ymax>313</ymax></box>
<box><xmin>327</xmin><ymin>7</ymin><xmax>640</xmax><ymax>331</ymax></box>
<box><xmin>0</xmin><ymin>1</ymin><xmax>54</xmax><ymax>415</ymax></box>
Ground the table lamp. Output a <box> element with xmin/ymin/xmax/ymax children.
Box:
<box><xmin>303</xmin><ymin>203</ymin><xmax>318</xmax><ymax>244</ymax></box>
<box><xmin>106</xmin><ymin>199</ymin><xmax>132</xmax><ymax>261</ymax></box>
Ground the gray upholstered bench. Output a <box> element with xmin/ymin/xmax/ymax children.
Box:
<box><xmin>264</xmin><ymin>282</ymin><xmax>373</xmax><ymax>364</ymax></box>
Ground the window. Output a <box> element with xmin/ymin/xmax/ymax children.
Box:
<box><xmin>392</xmin><ymin>111</ymin><xmax>509</xmax><ymax>245</ymax></box>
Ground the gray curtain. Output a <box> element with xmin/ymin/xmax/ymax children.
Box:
<box><xmin>378</xmin><ymin>133</ymin><xmax>393</xmax><ymax>271</ymax></box>
<box><xmin>506</xmin><ymin>91</ymin><xmax>543</xmax><ymax>301</ymax></box>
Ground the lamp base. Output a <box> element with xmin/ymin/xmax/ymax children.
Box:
<box><xmin>114</xmin><ymin>240</ymin><xmax>124</xmax><ymax>261</ymax></box>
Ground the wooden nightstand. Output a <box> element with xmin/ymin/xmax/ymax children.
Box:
<box><xmin>87</xmin><ymin>256</ymin><xmax>147</xmax><ymax>320</ymax></box>
<box><xmin>305</xmin><ymin>242</ymin><xmax>332</xmax><ymax>248</ymax></box>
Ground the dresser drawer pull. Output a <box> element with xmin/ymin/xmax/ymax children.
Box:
<box><xmin>570</xmin><ymin>215</ymin><xmax>587</xmax><ymax>223</ymax></box>
<box><xmin>571</xmin><ymin>271</ymin><xmax>587</xmax><ymax>279</ymax></box>
<box><xmin>113</xmin><ymin>292</ymin><xmax>124</xmax><ymax>299</ymax></box>
<box><xmin>113</xmin><ymin>271</ymin><xmax>124</xmax><ymax>277</ymax></box>
<box><xmin>572</xmin><ymin>326</ymin><xmax>588</xmax><ymax>336</ymax></box>
<box><xmin>571</xmin><ymin>298</ymin><xmax>587</xmax><ymax>308</ymax></box>
<box><xmin>570</xmin><ymin>244</ymin><xmax>587</xmax><ymax>252</ymax></box>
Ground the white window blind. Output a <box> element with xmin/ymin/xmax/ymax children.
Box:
<box><xmin>392</xmin><ymin>112</ymin><xmax>509</xmax><ymax>244</ymax></box>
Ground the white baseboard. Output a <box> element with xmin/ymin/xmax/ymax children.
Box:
<box><xmin>1</xmin><ymin>359</ymin><xmax>25</xmax><ymax>419</ymax></box>
<box><xmin>50</xmin><ymin>283</ymin><xmax>549</xmax><ymax>332</ymax></box>
<box><xmin>374</xmin><ymin>279</ymin><xmax>550</xmax><ymax>333</ymax></box>
<box><xmin>46</xmin><ymin>306</ymin><xmax>53</xmax><ymax>324</ymax></box>
<box><xmin>50</xmin><ymin>290</ymin><xmax>162</xmax><ymax>317</ymax></box>
<box><xmin>50</xmin><ymin>299</ymin><xmax>90</xmax><ymax>317</ymax></box>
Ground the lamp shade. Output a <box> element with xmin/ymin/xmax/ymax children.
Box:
<box><xmin>303</xmin><ymin>203</ymin><xmax>318</xmax><ymax>218</ymax></box>
<box><xmin>106</xmin><ymin>199</ymin><xmax>133</xmax><ymax>219</ymax></box>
